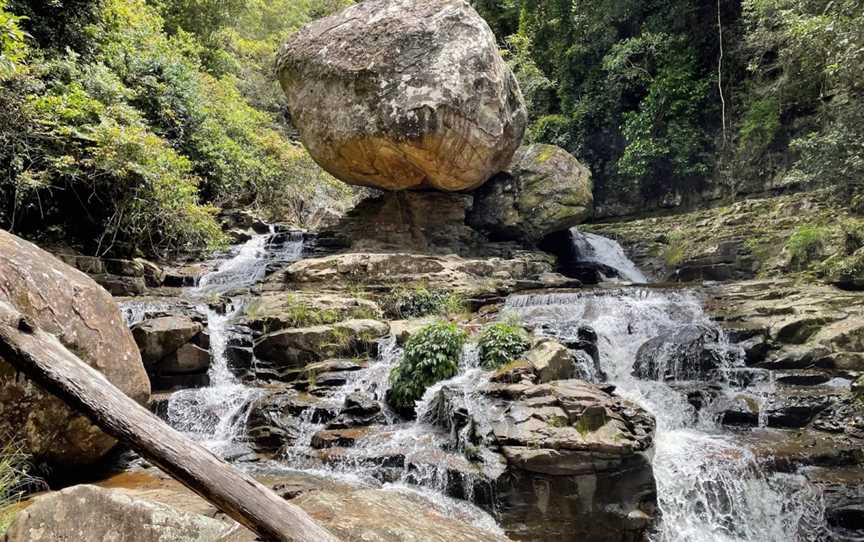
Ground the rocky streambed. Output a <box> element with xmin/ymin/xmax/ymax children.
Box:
<box><xmin>45</xmin><ymin>224</ymin><xmax>853</xmax><ymax>542</ymax></box>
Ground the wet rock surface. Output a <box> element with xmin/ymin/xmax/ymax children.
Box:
<box><xmin>633</xmin><ymin>324</ymin><xmax>732</xmax><ymax>381</ymax></box>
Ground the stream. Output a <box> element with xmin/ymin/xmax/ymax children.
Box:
<box><xmin>125</xmin><ymin>227</ymin><xmax>834</xmax><ymax>541</ymax></box>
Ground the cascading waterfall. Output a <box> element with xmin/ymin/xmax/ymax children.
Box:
<box><xmin>166</xmin><ymin>302</ymin><xmax>261</xmax><ymax>456</ymax></box>
<box><xmin>269</xmin><ymin>337</ymin><xmax>506</xmax><ymax>534</ymax></box>
<box><xmin>571</xmin><ymin>229</ymin><xmax>649</xmax><ymax>283</ymax></box>
<box><xmin>504</xmin><ymin>286</ymin><xmax>827</xmax><ymax>541</ymax></box>
<box><xmin>196</xmin><ymin>228</ymin><xmax>305</xmax><ymax>293</ymax></box>
<box><xmin>163</xmin><ymin>229</ymin><xmax>306</xmax><ymax>456</ymax></box>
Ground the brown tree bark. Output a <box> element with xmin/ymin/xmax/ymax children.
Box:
<box><xmin>0</xmin><ymin>301</ymin><xmax>339</xmax><ymax>542</ymax></box>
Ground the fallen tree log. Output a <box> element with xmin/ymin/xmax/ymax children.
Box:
<box><xmin>0</xmin><ymin>301</ymin><xmax>339</xmax><ymax>542</ymax></box>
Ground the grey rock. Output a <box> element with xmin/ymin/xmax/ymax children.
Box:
<box><xmin>277</xmin><ymin>0</ymin><xmax>526</xmax><ymax>192</ymax></box>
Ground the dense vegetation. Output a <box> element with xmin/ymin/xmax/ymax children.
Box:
<box><xmin>388</xmin><ymin>321</ymin><xmax>467</xmax><ymax>414</ymax></box>
<box><xmin>380</xmin><ymin>285</ymin><xmax>466</xmax><ymax>320</ymax></box>
<box><xmin>472</xmin><ymin>0</ymin><xmax>864</xmax><ymax>211</ymax></box>
<box><xmin>478</xmin><ymin>322</ymin><xmax>531</xmax><ymax>369</ymax></box>
<box><xmin>0</xmin><ymin>0</ymin><xmax>355</xmax><ymax>258</ymax></box>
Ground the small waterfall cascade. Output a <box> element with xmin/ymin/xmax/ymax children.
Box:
<box><xmin>196</xmin><ymin>227</ymin><xmax>305</xmax><ymax>293</ymax></box>
<box><xmin>571</xmin><ymin>229</ymin><xmax>649</xmax><ymax>283</ymax></box>
<box><xmin>278</xmin><ymin>335</ymin><xmax>405</xmax><ymax>466</ymax></box>
<box><xmin>504</xmin><ymin>286</ymin><xmax>827</xmax><ymax>541</ymax></box>
<box><xmin>272</xmin><ymin>340</ymin><xmax>504</xmax><ymax>533</ymax></box>
<box><xmin>165</xmin><ymin>302</ymin><xmax>261</xmax><ymax>456</ymax></box>
<box><xmin>159</xmin><ymin>228</ymin><xmax>306</xmax><ymax>455</ymax></box>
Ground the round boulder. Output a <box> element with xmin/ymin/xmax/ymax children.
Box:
<box><xmin>277</xmin><ymin>0</ymin><xmax>527</xmax><ymax>192</ymax></box>
<box><xmin>468</xmin><ymin>144</ymin><xmax>594</xmax><ymax>242</ymax></box>
<box><xmin>0</xmin><ymin>230</ymin><xmax>150</xmax><ymax>466</ymax></box>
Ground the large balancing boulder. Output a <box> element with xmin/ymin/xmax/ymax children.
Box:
<box><xmin>277</xmin><ymin>0</ymin><xmax>527</xmax><ymax>192</ymax></box>
<box><xmin>468</xmin><ymin>144</ymin><xmax>594</xmax><ymax>243</ymax></box>
<box><xmin>0</xmin><ymin>230</ymin><xmax>150</xmax><ymax>466</ymax></box>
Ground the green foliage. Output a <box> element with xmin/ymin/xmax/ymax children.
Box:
<box><xmin>388</xmin><ymin>321</ymin><xmax>467</xmax><ymax>412</ymax></box>
<box><xmin>380</xmin><ymin>286</ymin><xmax>466</xmax><ymax>320</ymax></box>
<box><xmin>0</xmin><ymin>0</ymin><xmax>27</xmax><ymax>78</ymax></box>
<box><xmin>739</xmin><ymin>97</ymin><xmax>781</xmax><ymax>150</ymax></box>
<box><xmin>502</xmin><ymin>33</ymin><xmax>556</xmax><ymax>119</ymax></box>
<box><xmin>663</xmin><ymin>231</ymin><xmax>690</xmax><ymax>266</ymax></box>
<box><xmin>478</xmin><ymin>322</ymin><xmax>531</xmax><ymax>369</ymax></box>
<box><xmin>0</xmin><ymin>439</ymin><xmax>32</xmax><ymax>533</ymax></box>
<box><xmin>0</xmin><ymin>0</ymin><xmax>356</xmax><ymax>258</ymax></box>
<box><xmin>786</xmin><ymin>225</ymin><xmax>828</xmax><ymax>269</ymax></box>
<box><xmin>473</xmin><ymin>0</ymin><xmax>864</xmax><ymax>209</ymax></box>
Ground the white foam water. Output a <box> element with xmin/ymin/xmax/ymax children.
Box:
<box><xmin>196</xmin><ymin>228</ymin><xmax>304</xmax><ymax>293</ymax></box>
<box><xmin>571</xmin><ymin>229</ymin><xmax>649</xmax><ymax>283</ymax></box>
<box><xmin>166</xmin><ymin>302</ymin><xmax>261</xmax><ymax>456</ymax></box>
<box><xmin>504</xmin><ymin>287</ymin><xmax>828</xmax><ymax>542</ymax></box>
<box><xmin>163</xmin><ymin>229</ymin><xmax>306</xmax><ymax>455</ymax></box>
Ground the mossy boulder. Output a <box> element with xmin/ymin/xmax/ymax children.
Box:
<box><xmin>468</xmin><ymin>144</ymin><xmax>593</xmax><ymax>243</ymax></box>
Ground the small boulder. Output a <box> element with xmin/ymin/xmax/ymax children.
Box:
<box><xmin>131</xmin><ymin>316</ymin><xmax>203</xmax><ymax>367</ymax></box>
<box><xmin>253</xmin><ymin>319</ymin><xmax>389</xmax><ymax>368</ymax></box>
<box><xmin>277</xmin><ymin>0</ymin><xmax>526</xmax><ymax>192</ymax></box>
<box><xmin>311</xmin><ymin>427</ymin><xmax>372</xmax><ymax>449</ymax></box>
<box><xmin>468</xmin><ymin>144</ymin><xmax>593</xmax><ymax>242</ymax></box>
<box><xmin>2</xmin><ymin>484</ymin><xmax>231</xmax><ymax>542</ymax></box>
<box><xmin>524</xmin><ymin>339</ymin><xmax>577</xmax><ymax>383</ymax></box>
<box><xmin>157</xmin><ymin>343</ymin><xmax>211</xmax><ymax>375</ymax></box>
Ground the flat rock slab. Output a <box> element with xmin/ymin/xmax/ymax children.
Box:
<box><xmin>3</xmin><ymin>484</ymin><xmax>232</xmax><ymax>542</ymax></box>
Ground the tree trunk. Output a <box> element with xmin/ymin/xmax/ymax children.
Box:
<box><xmin>0</xmin><ymin>301</ymin><xmax>339</xmax><ymax>542</ymax></box>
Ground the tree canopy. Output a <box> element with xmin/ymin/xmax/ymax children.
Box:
<box><xmin>0</xmin><ymin>0</ymin><xmax>355</xmax><ymax>258</ymax></box>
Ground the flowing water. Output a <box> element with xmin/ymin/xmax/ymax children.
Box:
<box><xmin>504</xmin><ymin>240</ymin><xmax>827</xmax><ymax>541</ymax></box>
<box><xmin>156</xmin><ymin>230</ymin><xmax>305</xmax><ymax>453</ymax></box>
<box><xmin>130</xmin><ymin>225</ymin><xmax>832</xmax><ymax>540</ymax></box>
<box><xmin>570</xmin><ymin>229</ymin><xmax>649</xmax><ymax>283</ymax></box>
<box><xmin>196</xmin><ymin>228</ymin><xmax>305</xmax><ymax>294</ymax></box>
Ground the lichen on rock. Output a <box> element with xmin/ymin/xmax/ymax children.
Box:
<box><xmin>277</xmin><ymin>0</ymin><xmax>527</xmax><ymax>192</ymax></box>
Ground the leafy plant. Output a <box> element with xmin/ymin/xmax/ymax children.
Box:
<box><xmin>0</xmin><ymin>0</ymin><xmax>27</xmax><ymax>79</ymax></box>
<box><xmin>786</xmin><ymin>225</ymin><xmax>828</xmax><ymax>269</ymax></box>
<box><xmin>478</xmin><ymin>322</ymin><xmax>531</xmax><ymax>369</ymax></box>
<box><xmin>388</xmin><ymin>321</ymin><xmax>467</xmax><ymax>413</ymax></box>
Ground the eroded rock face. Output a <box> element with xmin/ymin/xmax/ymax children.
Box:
<box><xmin>253</xmin><ymin>319</ymin><xmax>389</xmax><ymax>371</ymax></box>
<box><xmin>283</xmin><ymin>252</ymin><xmax>565</xmax><ymax>295</ymax></box>
<box><xmin>469</xmin><ymin>144</ymin><xmax>594</xmax><ymax>242</ymax></box>
<box><xmin>277</xmin><ymin>0</ymin><xmax>526</xmax><ymax>192</ymax></box>
<box><xmin>429</xmin><ymin>378</ymin><xmax>656</xmax><ymax>540</ymax></box>
<box><xmin>3</xmin><ymin>484</ymin><xmax>231</xmax><ymax>542</ymax></box>
<box><xmin>0</xmin><ymin>230</ymin><xmax>149</xmax><ymax>466</ymax></box>
<box><xmin>131</xmin><ymin>316</ymin><xmax>203</xmax><ymax>368</ymax></box>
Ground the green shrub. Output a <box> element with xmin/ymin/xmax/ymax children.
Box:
<box><xmin>478</xmin><ymin>322</ymin><xmax>531</xmax><ymax>369</ymax></box>
<box><xmin>380</xmin><ymin>286</ymin><xmax>465</xmax><ymax>319</ymax></box>
<box><xmin>663</xmin><ymin>231</ymin><xmax>690</xmax><ymax>266</ymax></box>
<box><xmin>786</xmin><ymin>225</ymin><xmax>828</xmax><ymax>269</ymax></box>
<box><xmin>388</xmin><ymin>321</ymin><xmax>467</xmax><ymax>413</ymax></box>
<box><xmin>0</xmin><ymin>439</ymin><xmax>32</xmax><ymax>534</ymax></box>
